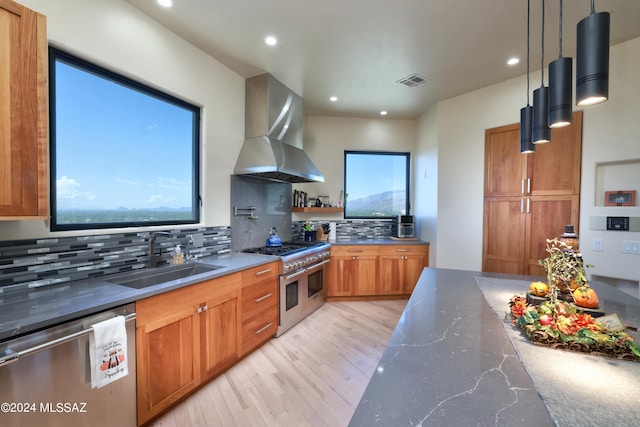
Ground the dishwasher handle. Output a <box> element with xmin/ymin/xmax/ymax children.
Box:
<box><xmin>0</xmin><ymin>312</ymin><xmax>136</xmax><ymax>367</ymax></box>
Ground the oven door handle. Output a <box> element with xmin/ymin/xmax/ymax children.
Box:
<box><xmin>282</xmin><ymin>269</ymin><xmax>308</xmax><ymax>281</ymax></box>
<box><xmin>306</xmin><ymin>259</ymin><xmax>330</xmax><ymax>273</ymax></box>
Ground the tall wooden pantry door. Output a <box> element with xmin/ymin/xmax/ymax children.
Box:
<box><xmin>482</xmin><ymin>112</ymin><xmax>582</xmax><ymax>276</ymax></box>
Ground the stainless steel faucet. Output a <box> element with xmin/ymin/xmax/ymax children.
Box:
<box><xmin>148</xmin><ymin>231</ymin><xmax>171</xmax><ymax>268</ymax></box>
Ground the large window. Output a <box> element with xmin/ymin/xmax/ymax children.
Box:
<box><xmin>49</xmin><ymin>48</ymin><xmax>200</xmax><ymax>231</ymax></box>
<box><xmin>344</xmin><ymin>151</ymin><xmax>410</xmax><ymax>218</ymax></box>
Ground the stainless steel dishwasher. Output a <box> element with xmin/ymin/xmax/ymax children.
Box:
<box><xmin>0</xmin><ymin>303</ymin><xmax>136</xmax><ymax>427</ymax></box>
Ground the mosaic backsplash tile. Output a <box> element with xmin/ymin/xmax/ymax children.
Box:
<box><xmin>0</xmin><ymin>226</ymin><xmax>231</xmax><ymax>295</ymax></box>
<box><xmin>292</xmin><ymin>219</ymin><xmax>393</xmax><ymax>241</ymax></box>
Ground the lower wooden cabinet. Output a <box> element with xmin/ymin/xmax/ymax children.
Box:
<box><xmin>379</xmin><ymin>245</ymin><xmax>430</xmax><ymax>295</ymax></box>
<box><xmin>329</xmin><ymin>244</ymin><xmax>429</xmax><ymax>297</ymax></box>
<box><xmin>135</xmin><ymin>262</ymin><xmax>279</xmax><ymax>425</ymax></box>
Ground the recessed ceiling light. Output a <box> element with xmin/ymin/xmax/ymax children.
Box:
<box><xmin>157</xmin><ymin>0</ymin><xmax>173</xmax><ymax>7</ymax></box>
<box><xmin>265</xmin><ymin>36</ymin><xmax>277</xmax><ymax>46</ymax></box>
<box><xmin>380</xmin><ymin>111</ymin><xmax>388</xmax><ymax>116</ymax></box>
<box><xmin>507</xmin><ymin>57</ymin><xmax>520</xmax><ymax>66</ymax></box>
<box><xmin>329</xmin><ymin>96</ymin><xmax>338</xmax><ymax>102</ymax></box>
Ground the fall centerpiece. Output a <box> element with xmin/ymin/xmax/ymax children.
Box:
<box><xmin>508</xmin><ymin>235</ymin><xmax>640</xmax><ymax>362</ymax></box>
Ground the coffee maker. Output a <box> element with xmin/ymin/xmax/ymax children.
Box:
<box><xmin>393</xmin><ymin>215</ymin><xmax>415</xmax><ymax>238</ymax></box>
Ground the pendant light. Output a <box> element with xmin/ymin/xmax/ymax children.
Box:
<box><xmin>576</xmin><ymin>0</ymin><xmax>610</xmax><ymax>107</ymax></box>
<box><xmin>520</xmin><ymin>0</ymin><xmax>534</xmax><ymax>154</ymax></box>
<box><xmin>532</xmin><ymin>0</ymin><xmax>551</xmax><ymax>144</ymax></box>
<box><xmin>548</xmin><ymin>0</ymin><xmax>572</xmax><ymax>128</ymax></box>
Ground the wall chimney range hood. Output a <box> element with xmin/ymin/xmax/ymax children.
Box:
<box><xmin>234</xmin><ymin>74</ymin><xmax>324</xmax><ymax>183</ymax></box>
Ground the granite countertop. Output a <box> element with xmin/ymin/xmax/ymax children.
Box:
<box><xmin>349</xmin><ymin>267</ymin><xmax>640</xmax><ymax>426</ymax></box>
<box><xmin>0</xmin><ymin>253</ymin><xmax>277</xmax><ymax>343</ymax></box>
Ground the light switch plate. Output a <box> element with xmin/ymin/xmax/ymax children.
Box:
<box><xmin>592</xmin><ymin>238</ymin><xmax>603</xmax><ymax>252</ymax></box>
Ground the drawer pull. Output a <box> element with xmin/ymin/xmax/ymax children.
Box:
<box><xmin>396</xmin><ymin>249</ymin><xmax>409</xmax><ymax>252</ymax></box>
<box><xmin>255</xmin><ymin>323</ymin><xmax>272</xmax><ymax>334</ymax></box>
<box><xmin>347</xmin><ymin>249</ymin><xmax>363</xmax><ymax>253</ymax></box>
<box><xmin>254</xmin><ymin>293</ymin><xmax>273</xmax><ymax>303</ymax></box>
<box><xmin>255</xmin><ymin>268</ymin><xmax>273</xmax><ymax>276</ymax></box>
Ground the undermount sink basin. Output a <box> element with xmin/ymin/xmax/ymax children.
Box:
<box><xmin>109</xmin><ymin>263</ymin><xmax>222</xmax><ymax>289</ymax></box>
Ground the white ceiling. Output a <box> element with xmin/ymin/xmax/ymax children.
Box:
<box><xmin>125</xmin><ymin>0</ymin><xmax>640</xmax><ymax>119</ymax></box>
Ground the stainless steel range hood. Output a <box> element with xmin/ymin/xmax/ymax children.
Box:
<box><xmin>234</xmin><ymin>74</ymin><xmax>324</xmax><ymax>183</ymax></box>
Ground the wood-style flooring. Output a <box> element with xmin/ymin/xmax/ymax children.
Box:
<box><xmin>150</xmin><ymin>300</ymin><xmax>407</xmax><ymax>427</ymax></box>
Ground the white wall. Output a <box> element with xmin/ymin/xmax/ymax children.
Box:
<box><xmin>417</xmin><ymin>37</ymin><xmax>640</xmax><ymax>286</ymax></box>
<box><xmin>1</xmin><ymin>0</ymin><xmax>244</xmax><ymax>240</ymax></box>
<box><xmin>296</xmin><ymin>115</ymin><xmax>416</xmax><ymax>220</ymax></box>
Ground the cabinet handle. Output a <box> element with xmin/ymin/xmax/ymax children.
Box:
<box><xmin>203</xmin><ymin>305</ymin><xmax>208</xmax><ymax>312</ymax></box>
<box><xmin>521</xmin><ymin>179</ymin><xmax>525</xmax><ymax>195</ymax></box>
<box><xmin>255</xmin><ymin>268</ymin><xmax>272</xmax><ymax>276</ymax></box>
<box><xmin>197</xmin><ymin>307</ymin><xmax>202</xmax><ymax>313</ymax></box>
<box><xmin>255</xmin><ymin>323</ymin><xmax>272</xmax><ymax>334</ymax></box>
<box><xmin>520</xmin><ymin>198</ymin><xmax>524</xmax><ymax>214</ymax></box>
<box><xmin>526</xmin><ymin>198</ymin><xmax>530</xmax><ymax>213</ymax></box>
<box><xmin>352</xmin><ymin>256</ymin><xmax>359</xmax><ymax>260</ymax></box>
<box><xmin>347</xmin><ymin>249</ymin><xmax>363</xmax><ymax>253</ymax></box>
<box><xmin>254</xmin><ymin>293</ymin><xmax>273</xmax><ymax>303</ymax></box>
<box><xmin>527</xmin><ymin>178</ymin><xmax>531</xmax><ymax>194</ymax></box>
<box><xmin>396</xmin><ymin>249</ymin><xmax>409</xmax><ymax>252</ymax></box>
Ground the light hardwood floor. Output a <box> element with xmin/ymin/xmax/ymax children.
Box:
<box><xmin>150</xmin><ymin>300</ymin><xmax>407</xmax><ymax>427</ymax></box>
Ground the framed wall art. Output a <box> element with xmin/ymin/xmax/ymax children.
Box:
<box><xmin>604</xmin><ymin>190</ymin><xmax>636</xmax><ymax>206</ymax></box>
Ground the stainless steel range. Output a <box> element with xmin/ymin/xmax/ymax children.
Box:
<box><xmin>242</xmin><ymin>241</ymin><xmax>330</xmax><ymax>336</ymax></box>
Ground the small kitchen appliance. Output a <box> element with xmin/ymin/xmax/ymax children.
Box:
<box><xmin>393</xmin><ymin>215</ymin><xmax>415</xmax><ymax>238</ymax></box>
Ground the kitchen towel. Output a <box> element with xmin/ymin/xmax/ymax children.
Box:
<box><xmin>89</xmin><ymin>316</ymin><xmax>129</xmax><ymax>389</ymax></box>
<box><xmin>328</xmin><ymin>222</ymin><xmax>337</xmax><ymax>241</ymax></box>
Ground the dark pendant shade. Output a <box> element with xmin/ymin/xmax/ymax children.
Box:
<box><xmin>532</xmin><ymin>86</ymin><xmax>551</xmax><ymax>143</ymax></box>
<box><xmin>520</xmin><ymin>105</ymin><xmax>535</xmax><ymax>153</ymax></box>
<box><xmin>576</xmin><ymin>11</ymin><xmax>610</xmax><ymax>106</ymax></box>
<box><xmin>548</xmin><ymin>57</ymin><xmax>573</xmax><ymax>128</ymax></box>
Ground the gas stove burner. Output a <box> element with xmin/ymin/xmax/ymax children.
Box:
<box><xmin>242</xmin><ymin>241</ymin><xmax>327</xmax><ymax>257</ymax></box>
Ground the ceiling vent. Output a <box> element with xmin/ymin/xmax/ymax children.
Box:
<box><xmin>396</xmin><ymin>73</ymin><xmax>429</xmax><ymax>87</ymax></box>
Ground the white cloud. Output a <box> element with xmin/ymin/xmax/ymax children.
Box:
<box><xmin>57</xmin><ymin>176</ymin><xmax>96</xmax><ymax>200</ymax></box>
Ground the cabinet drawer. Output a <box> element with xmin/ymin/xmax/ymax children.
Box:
<box><xmin>242</xmin><ymin>306</ymin><xmax>278</xmax><ymax>352</ymax></box>
<box><xmin>379</xmin><ymin>244</ymin><xmax>428</xmax><ymax>256</ymax></box>
<box><xmin>241</xmin><ymin>262</ymin><xmax>279</xmax><ymax>285</ymax></box>
<box><xmin>331</xmin><ymin>245</ymin><xmax>380</xmax><ymax>257</ymax></box>
<box><xmin>242</xmin><ymin>279</ymin><xmax>277</xmax><ymax>321</ymax></box>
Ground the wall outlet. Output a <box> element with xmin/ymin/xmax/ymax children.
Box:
<box><xmin>592</xmin><ymin>238</ymin><xmax>604</xmax><ymax>252</ymax></box>
<box><xmin>622</xmin><ymin>240</ymin><xmax>640</xmax><ymax>254</ymax></box>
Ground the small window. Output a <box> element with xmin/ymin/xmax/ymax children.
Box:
<box><xmin>344</xmin><ymin>151</ymin><xmax>410</xmax><ymax>218</ymax></box>
<box><xmin>49</xmin><ymin>48</ymin><xmax>200</xmax><ymax>231</ymax></box>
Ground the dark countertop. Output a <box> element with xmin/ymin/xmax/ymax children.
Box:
<box><xmin>329</xmin><ymin>237</ymin><xmax>429</xmax><ymax>246</ymax></box>
<box><xmin>0</xmin><ymin>253</ymin><xmax>277</xmax><ymax>343</ymax></box>
<box><xmin>349</xmin><ymin>267</ymin><xmax>640</xmax><ymax>426</ymax></box>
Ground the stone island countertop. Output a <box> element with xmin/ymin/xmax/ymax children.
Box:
<box><xmin>349</xmin><ymin>267</ymin><xmax>640</xmax><ymax>427</ymax></box>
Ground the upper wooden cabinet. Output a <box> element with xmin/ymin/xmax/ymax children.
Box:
<box><xmin>484</xmin><ymin>112</ymin><xmax>583</xmax><ymax>197</ymax></box>
<box><xmin>0</xmin><ymin>0</ymin><xmax>48</xmax><ymax>219</ymax></box>
<box><xmin>482</xmin><ymin>112</ymin><xmax>583</xmax><ymax>276</ymax></box>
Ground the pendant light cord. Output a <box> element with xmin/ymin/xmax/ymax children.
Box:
<box><xmin>540</xmin><ymin>0</ymin><xmax>545</xmax><ymax>86</ymax></box>
<box><xmin>559</xmin><ymin>0</ymin><xmax>563</xmax><ymax>57</ymax></box>
<box><xmin>527</xmin><ymin>0</ymin><xmax>530</xmax><ymax>105</ymax></box>
<box><xmin>591</xmin><ymin>0</ymin><xmax>596</xmax><ymax>14</ymax></box>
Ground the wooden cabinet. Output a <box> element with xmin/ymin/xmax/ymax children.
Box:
<box><xmin>329</xmin><ymin>245</ymin><xmax>380</xmax><ymax>297</ymax></box>
<box><xmin>329</xmin><ymin>244</ymin><xmax>429</xmax><ymax>297</ymax></box>
<box><xmin>379</xmin><ymin>245</ymin><xmax>429</xmax><ymax>294</ymax></box>
<box><xmin>0</xmin><ymin>0</ymin><xmax>48</xmax><ymax>219</ymax></box>
<box><xmin>136</xmin><ymin>273</ymin><xmax>241</xmax><ymax>425</ymax></box>
<box><xmin>483</xmin><ymin>112</ymin><xmax>582</xmax><ymax>276</ymax></box>
<box><xmin>240</xmin><ymin>262</ymin><xmax>278</xmax><ymax>355</ymax></box>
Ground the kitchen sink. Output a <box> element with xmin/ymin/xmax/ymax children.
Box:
<box><xmin>109</xmin><ymin>263</ymin><xmax>223</xmax><ymax>289</ymax></box>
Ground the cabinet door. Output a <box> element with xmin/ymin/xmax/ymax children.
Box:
<box><xmin>528</xmin><ymin>112</ymin><xmax>582</xmax><ymax>195</ymax></box>
<box><xmin>0</xmin><ymin>1</ymin><xmax>48</xmax><ymax>218</ymax></box>
<box><xmin>482</xmin><ymin>196</ymin><xmax>527</xmax><ymax>274</ymax></box>
<box><xmin>379</xmin><ymin>256</ymin><xmax>404</xmax><ymax>295</ymax></box>
<box><xmin>329</xmin><ymin>256</ymin><xmax>357</xmax><ymax>296</ymax></box>
<box><xmin>136</xmin><ymin>308</ymin><xmax>198</xmax><ymax>424</ymax></box>
<box><xmin>403</xmin><ymin>254</ymin><xmax>429</xmax><ymax>294</ymax></box>
<box><xmin>525</xmin><ymin>195</ymin><xmax>580</xmax><ymax>276</ymax></box>
<box><xmin>484</xmin><ymin>123</ymin><xmax>527</xmax><ymax>197</ymax></box>
<box><xmin>351</xmin><ymin>254</ymin><xmax>379</xmax><ymax>296</ymax></box>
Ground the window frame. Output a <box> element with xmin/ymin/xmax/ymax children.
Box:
<box><xmin>48</xmin><ymin>47</ymin><xmax>201</xmax><ymax>231</ymax></box>
<box><xmin>343</xmin><ymin>150</ymin><xmax>411</xmax><ymax>219</ymax></box>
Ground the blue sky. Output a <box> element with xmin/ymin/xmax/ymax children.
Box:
<box><xmin>54</xmin><ymin>60</ymin><xmax>195</xmax><ymax>211</ymax></box>
<box><xmin>345</xmin><ymin>153</ymin><xmax>407</xmax><ymax>201</ymax></box>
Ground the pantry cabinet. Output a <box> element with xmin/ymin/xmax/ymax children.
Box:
<box><xmin>329</xmin><ymin>244</ymin><xmax>429</xmax><ymax>298</ymax></box>
<box><xmin>0</xmin><ymin>0</ymin><xmax>48</xmax><ymax>219</ymax></box>
<box><xmin>136</xmin><ymin>273</ymin><xmax>241</xmax><ymax>425</ymax></box>
<box><xmin>482</xmin><ymin>112</ymin><xmax>582</xmax><ymax>276</ymax></box>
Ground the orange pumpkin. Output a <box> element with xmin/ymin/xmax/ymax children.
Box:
<box><xmin>573</xmin><ymin>285</ymin><xmax>599</xmax><ymax>309</ymax></box>
<box><xmin>529</xmin><ymin>281</ymin><xmax>549</xmax><ymax>297</ymax></box>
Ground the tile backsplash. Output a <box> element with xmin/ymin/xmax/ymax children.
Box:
<box><xmin>292</xmin><ymin>219</ymin><xmax>393</xmax><ymax>241</ymax></box>
<box><xmin>0</xmin><ymin>226</ymin><xmax>230</xmax><ymax>295</ymax></box>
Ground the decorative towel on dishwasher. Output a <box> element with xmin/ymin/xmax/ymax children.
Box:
<box><xmin>89</xmin><ymin>316</ymin><xmax>129</xmax><ymax>389</ymax></box>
